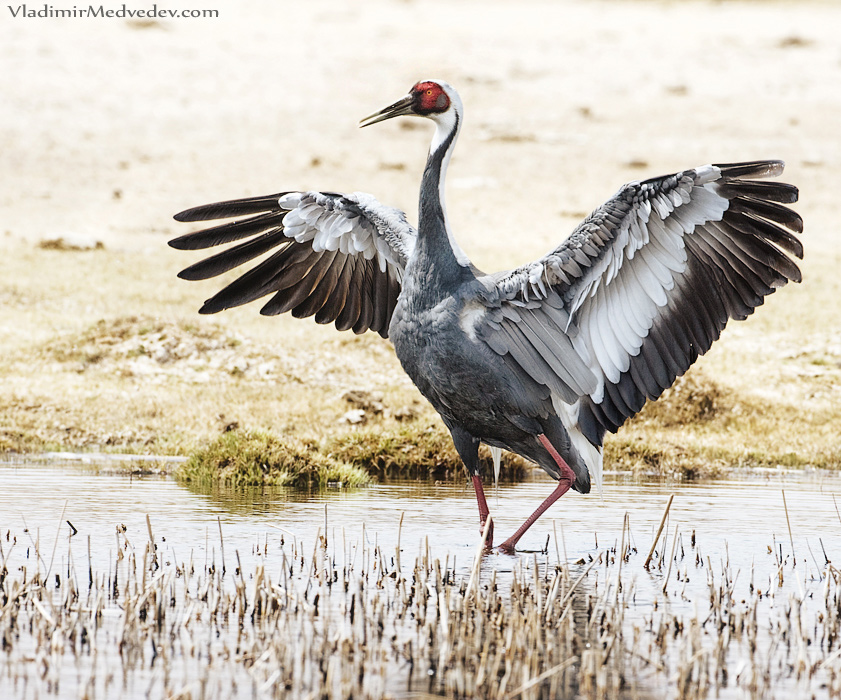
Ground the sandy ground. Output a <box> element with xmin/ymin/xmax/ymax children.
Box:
<box><xmin>1</xmin><ymin>0</ymin><xmax>839</xmax><ymax>460</ymax></box>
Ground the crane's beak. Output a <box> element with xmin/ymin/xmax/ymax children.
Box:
<box><xmin>359</xmin><ymin>94</ymin><xmax>415</xmax><ymax>128</ymax></box>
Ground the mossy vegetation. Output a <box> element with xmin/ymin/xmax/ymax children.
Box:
<box><xmin>175</xmin><ymin>423</ymin><xmax>531</xmax><ymax>488</ymax></box>
<box><xmin>325</xmin><ymin>422</ymin><xmax>530</xmax><ymax>482</ymax></box>
<box><xmin>173</xmin><ymin>361</ymin><xmax>835</xmax><ymax>488</ymax></box>
<box><xmin>176</xmin><ymin>429</ymin><xmax>370</xmax><ymax>488</ymax></box>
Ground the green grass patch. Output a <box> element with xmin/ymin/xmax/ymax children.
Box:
<box><xmin>176</xmin><ymin>429</ymin><xmax>370</xmax><ymax>488</ymax></box>
<box><xmin>176</xmin><ymin>423</ymin><xmax>531</xmax><ymax>488</ymax></box>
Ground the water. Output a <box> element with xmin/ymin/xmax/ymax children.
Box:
<box><xmin>1</xmin><ymin>462</ymin><xmax>839</xmax><ymax>698</ymax></box>
<box><xmin>2</xmin><ymin>463</ymin><xmax>838</xmax><ymax>581</ymax></box>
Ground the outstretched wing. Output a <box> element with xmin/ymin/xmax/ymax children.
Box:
<box><xmin>482</xmin><ymin>160</ymin><xmax>802</xmax><ymax>445</ymax></box>
<box><xmin>170</xmin><ymin>191</ymin><xmax>416</xmax><ymax>338</ymax></box>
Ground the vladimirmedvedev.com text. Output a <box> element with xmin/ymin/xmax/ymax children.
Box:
<box><xmin>8</xmin><ymin>4</ymin><xmax>219</xmax><ymax>18</ymax></box>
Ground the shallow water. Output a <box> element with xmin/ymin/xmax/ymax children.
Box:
<box><xmin>1</xmin><ymin>461</ymin><xmax>840</xmax><ymax>699</ymax></box>
<box><xmin>2</xmin><ymin>462</ymin><xmax>838</xmax><ymax>581</ymax></box>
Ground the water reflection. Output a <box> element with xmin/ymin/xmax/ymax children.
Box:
<box><xmin>2</xmin><ymin>462</ymin><xmax>838</xmax><ymax>594</ymax></box>
<box><xmin>0</xmin><ymin>465</ymin><xmax>837</xmax><ymax>543</ymax></box>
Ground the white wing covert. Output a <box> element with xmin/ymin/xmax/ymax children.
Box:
<box><xmin>481</xmin><ymin>160</ymin><xmax>803</xmax><ymax>446</ymax></box>
<box><xmin>170</xmin><ymin>191</ymin><xmax>416</xmax><ymax>338</ymax></box>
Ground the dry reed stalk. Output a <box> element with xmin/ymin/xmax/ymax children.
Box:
<box><xmin>663</xmin><ymin>523</ymin><xmax>679</xmax><ymax>594</ymax></box>
<box><xmin>644</xmin><ymin>493</ymin><xmax>674</xmax><ymax>570</ymax></box>
<box><xmin>2</xmin><ymin>505</ymin><xmax>840</xmax><ymax>700</ymax></box>
<box><xmin>782</xmin><ymin>489</ymin><xmax>797</xmax><ymax>566</ymax></box>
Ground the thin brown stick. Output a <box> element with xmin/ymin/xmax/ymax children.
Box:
<box><xmin>465</xmin><ymin>516</ymin><xmax>493</xmax><ymax>598</ymax></box>
<box><xmin>217</xmin><ymin>515</ymin><xmax>226</xmax><ymax>576</ymax></box>
<box><xmin>782</xmin><ymin>490</ymin><xmax>796</xmax><ymax>565</ymax></box>
<box><xmin>645</xmin><ymin>494</ymin><xmax>674</xmax><ymax>570</ymax></box>
<box><xmin>45</xmin><ymin>500</ymin><xmax>69</xmax><ymax>579</ymax></box>
<box><xmin>505</xmin><ymin>657</ymin><xmax>577</xmax><ymax>699</ymax></box>
<box><xmin>396</xmin><ymin>511</ymin><xmax>404</xmax><ymax>574</ymax></box>
<box><xmin>662</xmin><ymin>523</ymin><xmax>679</xmax><ymax>594</ymax></box>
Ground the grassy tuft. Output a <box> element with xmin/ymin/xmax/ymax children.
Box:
<box><xmin>176</xmin><ymin>423</ymin><xmax>532</xmax><ymax>488</ymax></box>
<box><xmin>176</xmin><ymin>429</ymin><xmax>370</xmax><ymax>488</ymax></box>
<box><xmin>48</xmin><ymin>315</ymin><xmax>244</xmax><ymax>371</ymax></box>
<box><xmin>605</xmin><ymin>368</ymin><xmax>841</xmax><ymax>477</ymax></box>
<box><xmin>325</xmin><ymin>422</ymin><xmax>530</xmax><ymax>481</ymax></box>
<box><xmin>634</xmin><ymin>371</ymin><xmax>733</xmax><ymax>428</ymax></box>
<box><xmin>605</xmin><ymin>436</ymin><xmax>730</xmax><ymax>480</ymax></box>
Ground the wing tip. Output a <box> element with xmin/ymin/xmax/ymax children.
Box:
<box><xmin>173</xmin><ymin>205</ymin><xmax>221</xmax><ymax>223</ymax></box>
<box><xmin>198</xmin><ymin>301</ymin><xmax>223</xmax><ymax>315</ymax></box>
<box><xmin>172</xmin><ymin>193</ymin><xmax>288</xmax><ymax>223</ymax></box>
<box><xmin>168</xmin><ymin>233</ymin><xmax>194</xmax><ymax>250</ymax></box>
<box><xmin>715</xmin><ymin>159</ymin><xmax>786</xmax><ymax>180</ymax></box>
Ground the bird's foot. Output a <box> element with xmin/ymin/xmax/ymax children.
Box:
<box><xmin>496</xmin><ymin>538</ymin><xmax>517</xmax><ymax>555</ymax></box>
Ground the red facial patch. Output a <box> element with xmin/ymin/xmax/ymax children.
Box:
<box><xmin>412</xmin><ymin>81</ymin><xmax>450</xmax><ymax>114</ymax></box>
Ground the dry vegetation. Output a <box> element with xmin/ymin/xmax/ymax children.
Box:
<box><xmin>1</xmin><ymin>0</ymin><xmax>839</xmax><ymax>481</ymax></box>
<box><xmin>0</xmin><ymin>241</ymin><xmax>839</xmax><ymax>480</ymax></box>
<box><xmin>606</xmin><ymin>368</ymin><xmax>841</xmax><ymax>479</ymax></box>
<box><xmin>2</xmin><ymin>513</ymin><xmax>840</xmax><ymax>699</ymax></box>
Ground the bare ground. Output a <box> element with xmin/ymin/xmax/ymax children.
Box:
<box><xmin>1</xmin><ymin>0</ymin><xmax>839</xmax><ymax>474</ymax></box>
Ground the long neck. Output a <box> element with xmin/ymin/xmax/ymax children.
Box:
<box><xmin>412</xmin><ymin>110</ymin><xmax>473</xmax><ymax>291</ymax></box>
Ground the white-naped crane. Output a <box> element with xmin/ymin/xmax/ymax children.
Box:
<box><xmin>171</xmin><ymin>80</ymin><xmax>803</xmax><ymax>553</ymax></box>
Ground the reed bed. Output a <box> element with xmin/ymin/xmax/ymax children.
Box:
<box><xmin>1</xmin><ymin>510</ymin><xmax>839</xmax><ymax>699</ymax></box>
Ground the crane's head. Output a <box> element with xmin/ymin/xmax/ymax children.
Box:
<box><xmin>359</xmin><ymin>80</ymin><xmax>457</xmax><ymax>127</ymax></box>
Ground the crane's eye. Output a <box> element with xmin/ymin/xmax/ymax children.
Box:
<box><xmin>427</xmin><ymin>89</ymin><xmax>433</xmax><ymax>96</ymax></box>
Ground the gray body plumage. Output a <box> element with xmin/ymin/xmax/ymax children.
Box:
<box><xmin>391</xmin><ymin>271</ymin><xmax>591</xmax><ymax>490</ymax></box>
<box><xmin>170</xmin><ymin>80</ymin><xmax>802</xmax><ymax>527</ymax></box>
<box><xmin>388</xmin><ymin>114</ymin><xmax>592</xmax><ymax>491</ymax></box>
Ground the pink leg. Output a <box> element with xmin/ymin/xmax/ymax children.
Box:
<box><xmin>498</xmin><ymin>434</ymin><xmax>575</xmax><ymax>554</ymax></box>
<box><xmin>472</xmin><ymin>474</ymin><xmax>494</xmax><ymax>548</ymax></box>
